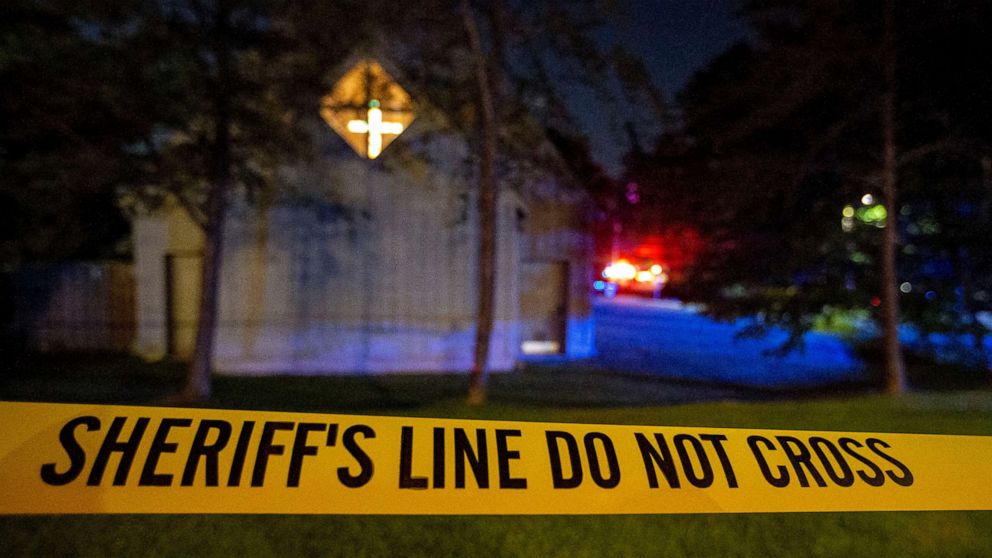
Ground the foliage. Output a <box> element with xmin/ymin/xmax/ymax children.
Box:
<box><xmin>0</xmin><ymin>1</ymin><xmax>153</xmax><ymax>261</ymax></box>
<box><xmin>117</xmin><ymin>0</ymin><xmax>328</xmax><ymax>222</ymax></box>
<box><xmin>1</xmin><ymin>0</ymin><xmax>643</xmax><ymax>254</ymax></box>
<box><xmin>632</xmin><ymin>1</ymin><xmax>992</xmax><ymax>357</ymax></box>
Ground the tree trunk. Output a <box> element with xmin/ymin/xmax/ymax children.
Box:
<box><xmin>461</xmin><ymin>0</ymin><xmax>499</xmax><ymax>406</ymax></box>
<box><xmin>183</xmin><ymin>164</ymin><xmax>227</xmax><ymax>401</ymax></box>
<box><xmin>183</xmin><ymin>9</ymin><xmax>233</xmax><ymax>402</ymax></box>
<box><xmin>880</xmin><ymin>0</ymin><xmax>907</xmax><ymax>394</ymax></box>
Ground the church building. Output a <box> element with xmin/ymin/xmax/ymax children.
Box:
<box><xmin>130</xmin><ymin>58</ymin><xmax>595</xmax><ymax>374</ymax></box>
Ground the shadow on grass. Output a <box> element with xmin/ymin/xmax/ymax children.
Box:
<box><xmin>0</xmin><ymin>352</ymin><xmax>468</xmax><ymax>412</ymax></box>
<box><xmin>2</xmin><ymin>352</ymin><xmax>779</xmax><ymax>413</ymax></box>
<box><xmin>853</xmin><ymin>339</ymin><xmax>992</xmax><ymax>391</ymax></box>
<box><xmin>0</xmin><ymin>352</ymin><xmax>185</xmax><ymax>405</ymax></box>
<box><xmin>5</xmin><ymin>351</ymin><xmax>985</xmax><ymax>415</ymax></box>
<box><xmin>211</xmin><ymin>372</ymin><xmax>470</xmax><ymax>413</ymax></box>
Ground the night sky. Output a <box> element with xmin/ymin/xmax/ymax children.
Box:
<box><xmin>573</xmin><ymin>0</ymin><xmax>748</xmax><ymax>176</ymax></box>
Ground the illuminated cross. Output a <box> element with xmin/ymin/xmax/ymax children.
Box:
<box><xmin>320</xmin><ymin>60</ymin><xmax>416</xmax><ymax>160</ymax></box>
<box><xmin>345</xmin><ymin>100</ymin><xmax>406</xmax><ymax>159</ymax></box>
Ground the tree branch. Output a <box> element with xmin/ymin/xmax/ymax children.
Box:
<box><xmin>897</xmin><ymin>138</ymin><xmax>977</xmax><ymax>168</ymax></box>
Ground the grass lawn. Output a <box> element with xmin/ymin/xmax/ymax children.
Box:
<box><xmin>2</xmin><ymin>353</ymin><xmax>992</xmax><ymax>557</ymax></box>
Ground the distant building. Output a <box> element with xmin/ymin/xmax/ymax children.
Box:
<box><xmin>129</xmin><ymin>57</ymin><xmax>594</xmax><ymax>374</ymax></box>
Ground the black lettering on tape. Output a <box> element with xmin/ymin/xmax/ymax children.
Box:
<box><xmin>635</xmin><ymin>433</ymin><xmax>680</xmax><ymax>488</ymax></box>
<box><xmin>700</xmin><ymin>434</ymin><xmax>739</xmax><ymax>488</ymax></box>
<box><xmin>251</xmin><ymin>421</ymin><xmax>293</xmax><ymax>487</ymax></box>
<box><xmin>399</xmin><ymin>426</ymin><xmax>427</xmax><ymax>489</ymax></box>
<box><xmin>777</xmin><ymin>435</ymin><xmax>828</xmax><ymax>488</ymax></box>
<box><xmin>495</xmin><ymin>429</ymin><xmax>527</xmax><ymax>489</ymax></box>
<box><xmin>87</xmin><ymin>417</ymin><xmax>150</xmax><ymax>486</ymax></box>
<box><xmin>227</xmin><ymin>421</ymin><xmax>255</xmax><ymax>487</ymax></box>
<box><xmin>454</xmin><ymin>428</ymin><xmax>488</xmax><ymax>489</ymax></box>
<box><xmin>809</xmin><ymin>437</ymin><xmax>855</xmax><ymax>487</ymax></box>
<box><xmin>338</xmin><ymin>425</ymin><xmax>375</xmax><ymax>488</ymax></box>
<box><xmin>838</xmin><ymin>437</ymin><xmax>885</xmax><ymax>486</ymax></box>
<box><xmin>139</xmin><ymin>418</ymin><xmax>192</xmax><ymax>486</ymax></box>
<box><xmin>181</xmin><ymin>420</ymin><xmax>232</xmax><ymax>487</ymax></box>
<box><xmin>584</xmin><ymin>432</ymin><xmax>621</xmax><ymax>489</ymax></box>
<box><xmin>287</xmin><ymin>423</ymin><xmax>327</xmax><ymax>488</ymax></box>
<box><xmin>546</xmin><ymin>431</ymin><xmax>583</xmax><ymax>489</ymax></box>
<box><xmin>747</xmin><ymin>435</ymin><xmax>790</xmax><ymax>488</ymax></box>
<box><xmin>433</xmin><ymin>427</ymin><xmax>445</xmax><ymax>489</ymax></box>
<box><xmin>867</xmin><ymin>438</ymin><xmax>914</xmax><ymax>486</ymax></box>
<box><xmin>674</xmin><ymin>434</ymin><xmax>714</xmax><ymax>488</ymax></box>
<box><xmin>40</xmin><ymin>416</ymin><xmax>100</xmax><ymax>486</ymax></box>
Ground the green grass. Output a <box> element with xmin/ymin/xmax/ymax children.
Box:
<box><xmin>2</xmin><ymin>353</ymin><xmax>992</xmax><ymax>557</ymax></box>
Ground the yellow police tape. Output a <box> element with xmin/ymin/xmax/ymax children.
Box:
<box><xmin>1</xmin><ymin>401</ymin><xmax>990</xmax><ymax>515</ymax></box>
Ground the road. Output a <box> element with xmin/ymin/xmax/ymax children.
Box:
<box><xmin>591</xmin><ymin>296</ymin><xmax>865</xmax><ymax>389</ymax></box>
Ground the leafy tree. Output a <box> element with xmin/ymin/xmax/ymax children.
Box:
<box><xmin>118</xmin><ymin>0</ymin><xmax>320</xmax><ymax>401</ymax></box>
<box><xmin>376</xmin><ymin>0</ymin><xmax>640</xmax><ymax>403</ymax></box>
<box><xmin>2</xmin><ymin>0</ymin><xmax>368</xmax><ymax>399</ymax></box>
<box><xmin>665</xmin><ymin>0</ymin><xmax>992</xmax><ymax>389</ymax></box>
<box><xmin>0</xmin><ymin>1</ymin><xmax>155</xmax><ymax>262</ymax></box>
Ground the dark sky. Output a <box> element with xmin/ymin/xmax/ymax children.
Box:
<box><xmin>571</xmin><ymin>0</ymin><xmax>749</xmax><ymax>176</ymax></box>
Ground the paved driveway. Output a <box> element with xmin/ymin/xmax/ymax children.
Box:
<box><xmin>592</xmin><ymin>296</ymin><xmax>866</xmax><ymax>389</ymax></box>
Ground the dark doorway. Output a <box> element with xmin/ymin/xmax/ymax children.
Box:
<box><xmin>519</xmin><ymin>261</ymin><xmax>569</xmax><ymax>355</ymax></box>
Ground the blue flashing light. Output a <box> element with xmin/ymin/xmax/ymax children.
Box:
<box><xmin>593</xmin><ymin>280</ymin><xmax>606</xmax><ymax>291</ymax></box>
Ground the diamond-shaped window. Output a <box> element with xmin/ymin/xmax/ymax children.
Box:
<box><xmin>320</xmin><ymin>60</ymin><xmax>415</xmax><ymax>159</ymax></box>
